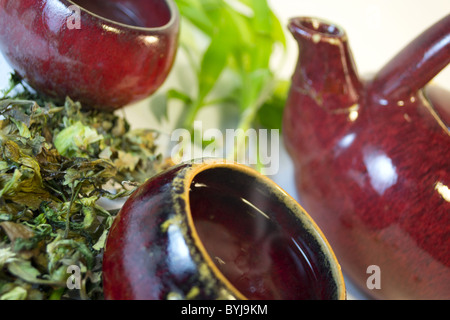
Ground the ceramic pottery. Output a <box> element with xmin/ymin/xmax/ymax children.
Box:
<box><xmin>0</xmin><ymin>0</ymin><xmax>179</xmax><ymax>110</ymax></box>
<box><xmin>283</xmin><ymin>15</ymin><xmax>450</xmax><ymax>299</ymax></box>
<box><xmin>102</xmin><ymin>159</ymin><xmax>346</xmax><ymax>300</ymax></box>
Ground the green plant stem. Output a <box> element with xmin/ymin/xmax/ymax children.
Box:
<box><xmin>64</xmin><ymin>183</ymin><xmax>83</xmax><ymax>239</ymax></box>
<box><xmin>228</xmin><ymin>79</ymin><xmax>277</xmax><ymax>162</ymax></box>
<box><xmin>182</xmin><ymin>99</ymin><xmax>203</xmax><ymax>130</ymax></box>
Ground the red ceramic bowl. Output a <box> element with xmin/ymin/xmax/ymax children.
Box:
<box><xmin>0</xmin><ymin>0</ymin><xmax>179</xmax><ymax>110</ymax></box>
<box><xmin>102</xmin><ymin>159</ymin><xmax>346</xmax><ymax>300</ymax></box>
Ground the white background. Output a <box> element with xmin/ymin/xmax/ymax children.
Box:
<box><xmin>1</xmin><ymin>0</ymin><xmax>449</xmax><ymax>300</ymax></box>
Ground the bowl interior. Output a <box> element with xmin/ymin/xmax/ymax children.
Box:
<box><xmin>70</xmin><ymin>0</ymin><xmax>172</xmax><ymax>28</ymax></box>
<box><xmin>188</xmin><ymin>166</ymin><xmax>342</xmax><ymax>300</ymax></box>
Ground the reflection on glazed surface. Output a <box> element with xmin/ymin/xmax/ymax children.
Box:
<box><xmin>70</xmin><ymin>0</ymin><xmax>172</xmax><ymax>28</ymax></box>
<box><xmin>190</xmin><ymin>177</ymin><xmax>324</xmax><ymax>300</ymax></box>
<box><xmin>283</xmin><ymin>15</ymin><xmax>450</xmax><ymax>299</ymax></box>
<box><xmin>103</xmin><ymin>161</ymin><xmax>345</xmax><ymax>300</ymax></box>
<box><xmin>0</xmin><ymin>0</ymin><xmax>179</xmax><ymax>110</ymax></box>
<box><xmin>286</xmin><ymin>90</ymin><xmax>450</xmax><ymax>299</ymax></box>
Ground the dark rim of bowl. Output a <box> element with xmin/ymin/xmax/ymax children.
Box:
<box><xmin>176</xmin><ymin>159</ymin><xmax>347</xmax><ymax>300</ymax></box>
<box><xmin>64</xmin><ymin>0</ymin><xmax>178</xmax><ymax>31</ymax></box>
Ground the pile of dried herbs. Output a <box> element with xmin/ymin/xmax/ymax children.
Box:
<box><xmin>0</xmin><ymin>74</ymin><xmax>168</xmax><ymax>300</ymax></box>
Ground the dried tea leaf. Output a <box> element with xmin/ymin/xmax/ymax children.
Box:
<box><xmin>0</xmin><ymin>74</ymin><xmax>166</xmax><ymax>300</ymax></box>
<box><xmin>0</xmin><ymin>221</ymin><xmax>34</xmax><ymax>243</ymax></box>
<box><xmin>7</xmin><ymin>260</ymin><xmax>64</xmax><ymax>286</ymax></box>
<box><xmin>0</xmin><ymin>247</ymin><xmax>17</xmax><ymax>269</ymax></box>
<box><xmin>54</xmin><ymin>121</ymin><xmax>103</xmax><ymax>158</ymax></box>
<box><xmin>0</xmin><ymin>286</ymin><xmax>27</xmax><ymax>300</ymax></box>
<box><xmin>0</xmin><ymin>140</ymin><xmax>57</xmax><ymax>209</ymax></box>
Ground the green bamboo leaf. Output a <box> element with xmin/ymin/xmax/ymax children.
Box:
<box><xmin>240</xmin><ymin>69</ymin><xmax>272</xmax><ymax>112</ymax></box>
<box><xmin>167</xmin><ymin>89</ymin><xmax>193</xmax><ymax>104</ymax></box>
<box><xmin>197</xmin><ymin>29</ymin><xmax>231</xmax><ymax>103</ymax></box>
<box><xmin>222</xmin><ymin>5</ymin><xmax>253</xmax><ymax>47</ymax></box>
<box><xmin>270</xmin><ymin>10</ymin><xmax>287</xmax><ymax>48</ymax></box>
<box><xmin>248</xmin><ymin>0</ymin><xmax>271</xmax><ymax>33</ymax></box>
<box><xmin>256</xmin><ymin>79</ymin><xmax>290</xmax><ymax>130</ymax></box>
<box><xmin>176</xmin><ymin>0</ymin><xmax>227</xmax><ymax>37</ymax></box>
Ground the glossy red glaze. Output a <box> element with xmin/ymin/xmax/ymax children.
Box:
<box><xmin>190</xmin><ymin>169</ymin><xmax>329</xmax><ymax>300</ymax></box>
<box><xmin>0</xmin><ymin>0</ymin><xmax>179</xmax><ymax>110</ymax></box>
<box><xmin>283</xmin><ymin>15</ymin><xmax>450</xmax><ymax>299</ymax></box>
<box><xmin>102</xmin><ymin>160</ymin><xmax>346</xmax><ymax>300</ymax></box>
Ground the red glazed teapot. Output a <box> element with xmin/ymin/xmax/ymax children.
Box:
<box><xmin>283</xmin><ymin>14</ymin><xmax>450</xmax><ymax>299</ymax></box>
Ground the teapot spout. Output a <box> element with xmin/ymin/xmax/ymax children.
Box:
<box><xmin>370</xmin><ymin>13</ymin><xmax>450</xmax><ymax>102</ymax></box>
<box><xmin>288</xmin><ymin>17</ymin><xmax>362</xmax><ymax>112</ymax></box>
<box><xmin>284</xmin><ymin>17</ymin><xmax>363</xmax><ymax>160</ymax></box>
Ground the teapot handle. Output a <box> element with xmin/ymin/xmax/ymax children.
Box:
<box><xmin>370</xmin><ymin>13</ymin><xmax>450</xmax><ymax>102</ymax></box>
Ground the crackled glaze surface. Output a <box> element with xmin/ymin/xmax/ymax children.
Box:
<box><xmin>0</xmin><ymin>0</ymin><xmax>179</xmax><ymax>110</ymax></box>
<box><xmin>284</xmin><ymin>16</ymin><xmax>450</xmax><ymax>299</ymax></box>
